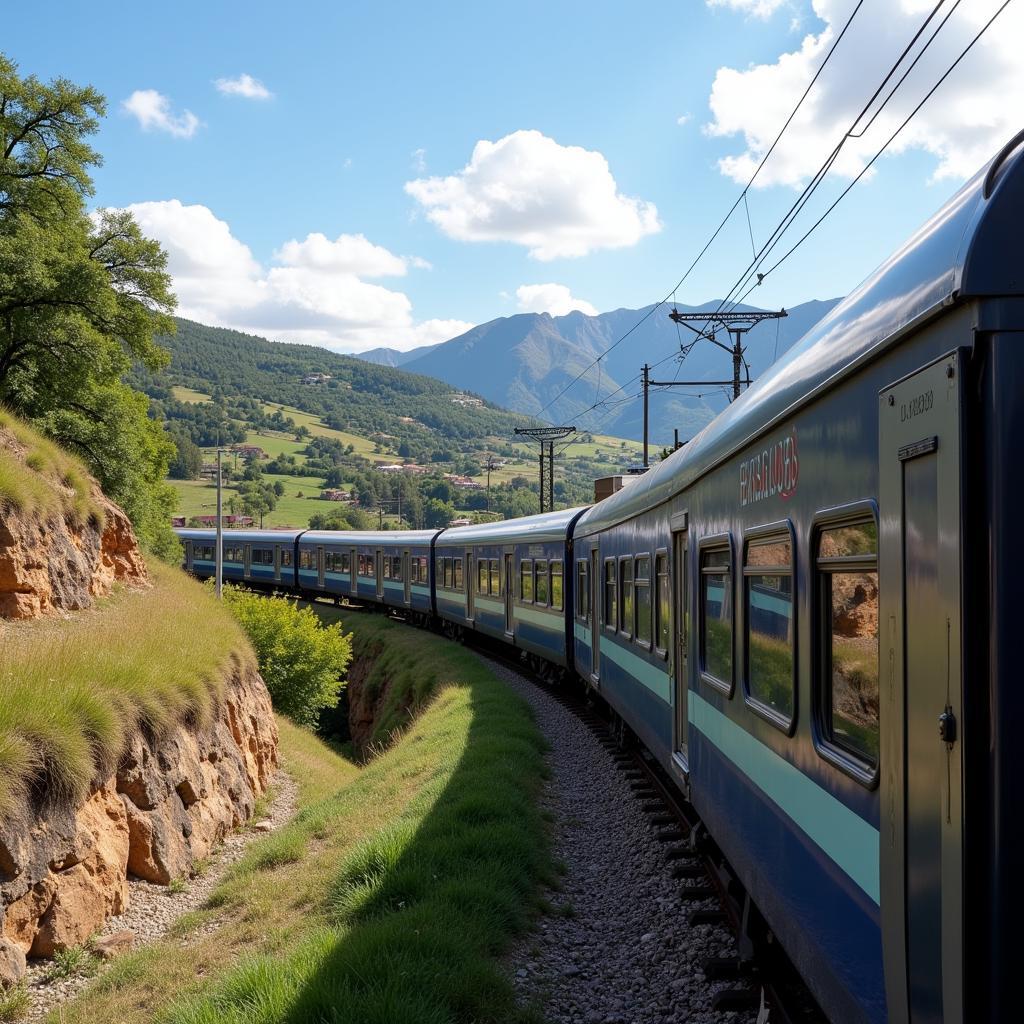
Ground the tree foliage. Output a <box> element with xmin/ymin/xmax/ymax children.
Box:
<box><xmin>0</xmin><ymin>54</ymin><xmax>178</xmax><ymax>555</ymax></box>
<box><xmin>220</xmin><ymin>586</ymin><xmax>352</xmax><ymax>727</ymax></box>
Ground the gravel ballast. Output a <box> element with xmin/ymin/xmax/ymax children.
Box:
<box><xmin>481</xmin><ymin>655</ymin><xmax>761</xmax><ymax>1024</ymax></box>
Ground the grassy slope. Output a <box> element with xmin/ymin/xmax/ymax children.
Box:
<box><xmin>57</xmin><ymin>611</ymin><xmax>550</xmax><ymax>1024</ymax></box>
<box><xmin>0</xmin><ymin>563</ymin><xmax>253</xmax><ymax>820</ymax></box>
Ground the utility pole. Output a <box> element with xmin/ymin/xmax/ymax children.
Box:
<box><xmin>485</xmin><ymin>455</ymin><xmax>496</xmax><ymax>513</ymax></box>
<box><xmin>513</xmin><ymin>426</ymin><xmax>576</xmax><ymax>513</ymax></box>
<box><xmin>667</xmin><ymin>308</ymin><xmax>787</xmax><ymax>400</ymax></box>
<box><xmin>642</xmin><ymin>363</ymin><xmax>650</xmax><ymax>467</ymax></box>
<box><xmin>215</xmin><ymin>448</ymin><xmax>224</xmax><ymax>599</ymax></box>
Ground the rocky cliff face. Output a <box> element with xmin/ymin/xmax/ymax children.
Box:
<box><xmin>0</xmin><ymin>423</ymin><xmax>147</xmax><ymax>619</ymax></box>
<box><xmin>0</xmin><ymin>662</ymin><xmax>277</xmax><ymax>976</ymax></box>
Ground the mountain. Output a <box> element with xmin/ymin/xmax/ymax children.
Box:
<box><xmin>355</xmin><ymin>343</ymin><xmax>442</xmax><ymax>367</ymax></box>
<box><xmin>369</xmin><ymin>299</ymin><xmax>840</xmax><ymax>443</ymax></box>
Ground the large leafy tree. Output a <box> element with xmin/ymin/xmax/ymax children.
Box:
<box><xmin>0</xmin><ymin>54</ymin><xmax>179</xmax><ymax>556</ymax></box>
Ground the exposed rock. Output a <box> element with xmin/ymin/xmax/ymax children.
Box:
<box><xmin>0</xmin><ymin>423</ymin><xmax>147</xmax><ymax>621</ymax></box>
<box><xmin>93</xmin><ymin>930</ymin><xmax>135</xmax><ymax>961</ymax></box>
<box><xmin>0</xmin><ymin>936</ymin><xmax>26</xmax><ymax>989</ymax></box>
<box><xmin>0</xmin><ymin>665</ymin><xmax>277</xmax><ymax>959</ymax></box>
<box><xmin>252</xmin><ymin>820</ymin><xmax>274</xmax><ymax>833</ymax></box>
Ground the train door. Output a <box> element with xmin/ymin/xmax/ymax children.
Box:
<box><xmin>504</xmin><ymin>552</ymin><xmax>514</xmax><ymax>636</ymax></box>
<box><xmin>403</xmin><ymin>550</ymin><xmax>411</xmax><ymax>605</ymax></box>
<box><xmin>376</xmin><ymin>549</ymin><xmax>383</xmax><ymax>598</ymax></box>
<box><xmin>590</xmin><ymin>547</ymin><xmax>600</xmax><ymax>684</ymax></box>
<box><xmin>350</xmin><ymin>548</ymin><xmax>357</xmax><ymax>596</ymax></box>
<box><xmin>185</xmin><ymin>541</ymin><xmax>193</xmax><ymax>572</ymax></box>
<box><xmin>466</xmin><ymin>550</ymin><xmax>474</xmax><ymax>620</ymax></box>
<box><xmin>879</xmin><ymin>352</ymin><xmax>963</xmax><ymax>1024</ymax></box>
<box><xmin>672</xmin><ymin>516</ymin><xmax>689</xmax><ymax>772</ymax></box>
<box><xmin>244</xmin><ymin>544</ymin><xmax>252</xmax><ymax>579</ymax></box>
<box><xmin>316</xmin><ymin>546</ymin><xmax>325</xmax><ymax>588</ymax></box>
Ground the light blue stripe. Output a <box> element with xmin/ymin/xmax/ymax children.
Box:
<box><xmin>601</xmin><ymin>638</ymin><xmax>671</xmax><ymax>703</ymax></box>
<box><xmin>383</xmin><ymin>580</ymin><xmax>403</xmax><ymax>590</ymax></box>
<box><xmin>574</xmin><ymin>621</ymin><xmax>591</xmax><ymax>646</ymax></box>
<box><xmin>516</xmin><ymin>605</ymin><xmax>561</xmax><ymax>629</ymax></box>
<box><xmin>689</xmin><ymin>690</ymin><xmax>880</xmax><ymax>903</ymax></box>
<box><xmin>474</xmin><ymin>595</ymin><xmax>504</xmax><ymax>612</ymax></box>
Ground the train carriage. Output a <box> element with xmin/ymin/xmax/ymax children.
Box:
<box><xmin>296</xmin><ymin>530</ymin><xmax>439</xmax><ymax>614</ymax></box>
<box><xmin>176</xmin><ymin>529</ymin><xmax>304</xmax><ymax>590</ymax></box>
<box><xmin>572</xmin><ymin>132</ymin><xmax>1024</xmax><ymax>1024</ymax></box>
<box><xmin>434</xmin><ymin>509</ymin><xmax>587</xmax><ymax>673</ymax></box>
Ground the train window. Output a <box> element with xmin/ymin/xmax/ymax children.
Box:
<box><xmin>618</xmin><ymin>558</ymin><xmax>633</xmax><ymax>638</ymax></box>
<box><xmin>342</xmin><ymin>553</ymin><xmax>350</xmax><ymax>574</ymax></box>
<box><xmin>436</xmin><ymin>556</ymin><xmax>444</xmax><ymax>584</ymax></box>
<box><xmin>655</xmin><ymin>552</ymin><xmax>670</xmax><ymax>656</ymax></box>
<box><xmin>299</xmin><ymin>550</ymin><xmax>314</xmax><ymax>570</ymax></box>
<box><xmin>817</xmin><ymin>520</ymin><xmax>879</xmax><ymax>770</ymax></box>
<box><xmin>744</xmin><ymin>534</ymin><xmax>795</xmax><ymax>726</ymax></box>
<box><xmin>453</xmin><ymin>557</ymin><xmax>463</xmax><ymax>591</ymax></box>
<box><xmin>551</xmin><ymin>561</ymin><xmax>563</xmax><ymax>611</ymax></box>
<box><xmin>415</xmin><ymin>556</ymin><xmax>427</xmax><ymax>584</ymax></box>
<box><xmin>360</xmin><ymin>554</ymin><xmax>376</xmax><ymax>579</ymax></box>
<box><xmin>535</xmin><ymin>560</ymin><xmax>549</xmax><ymax>606</ymax></box>
<box><xmin>603</xmin><ymin>559</ymin><xmax>616</xmax><ymax>630</ymax></box>
<box><xmin>391</xmin><ymin>556</ymin><xmax>403</xmax><ymax>581</ymax></box>
<box><xmin>576</xmin><ymin>560</ymin><xmax>589</xmax><ymax>621</ymax></box>
<box><xmin>281</xmin><ymin>549</ymin><xmax>293</xmax><ymax>568</ymax></box>
<box><xmin>520</xmin><ymin>559</ymin><xmax>533</xmax><ymax>602</ymax></box>
<box><xmin>635</xmin><ymin>555</ymin><xmax>652</xmax><ymax>647</ymax></box>
<box><xmin>443</xmin><ymin>557</ymin><xmax>453</xmax><ymax>589</ymax></box>
<box><xmin>489</xmin><ymin>559</ymin><xmax>500</xmax><ymax>596</ymax></box>
<box><xmin>224</xmin><ymin>547</ymin><xmax>242</xmax><ymax>564</ymax></box>
<box><xmin>197</xmin><ymin>545</ymin><xmax>214</xmax><ymax>561</ymax></box>
<box><xmin>478</xmin><ymin>559</ymin><xmax>488</xmax><ymax>594</ymax></box>
<box><xmin>383</xmin><ymin>557</ymin><xmax>391</xmax><ymax>579</ymax></box>
<box><xmin>701</xmin><ymin>545</ymin><xmax>733</xmax><ymax>690</ymax></box>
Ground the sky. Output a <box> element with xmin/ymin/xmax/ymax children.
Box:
<box><xmin>7</xmin><ymin>0</ymin><xmax>1023</xmax><ymax>354</ymax></box>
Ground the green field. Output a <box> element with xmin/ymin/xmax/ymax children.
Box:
<box><xmin>171</xmin><ymin>386</ymin><xmax>212</xmax><ymax>405</ymax></box>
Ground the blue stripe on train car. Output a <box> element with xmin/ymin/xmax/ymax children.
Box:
<box><xmin>470</xmin><ymin>594</ymin><xmax>507</xmax><ymax>638</ymax></box>
<box><xmin>689</xmin><ymin>691</ymin><xmax>884</xmax><ymax>1023</ymax></box>
<box><xmin>514</xmin><ymin>604</ymin><xmax>568</xmax><ymax>665</ymax></box>
<box><xmin>595</xmin><ymin>634</ymin><xmax>672</xmax><ymax>756</ymax></box>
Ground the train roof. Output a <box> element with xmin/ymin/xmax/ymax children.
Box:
<box><xmin>300</xmin><ymin>529</ymin><xmax>441</xmax><ymax>547</ymax></box>
<box><xmin>575</xmin><ymin>131</ymin><xmax>1024</xmax><ymax>539</ymax></box>
<box><xmin>436</xmin><ymin>506</ymin><xmax>590</xmax><ymax>546</ymax></box>
<box><xmin>174</xmin><ymin>528</ymin><xmax>305</xmax><ymax>543</ymax></box>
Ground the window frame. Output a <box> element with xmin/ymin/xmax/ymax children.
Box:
<box><xmin>603</xmin><ymin>557</ymin><xmax>617</xmax><ymax>632</ymax></box>
<box><xmin>811</xmin><ymin>501</ymin><xmax>881</xmax><ymax>788</ymax></box>
<box><xmin>654</xmin><ymin>548</ymin><xmax>670</xmax><ymax>660</ymax></box>
<box><xmin>742</xmin><ymin>520</ymin><xmax>797</xmax><ymax>735</ymax></box>
<box><xmin>575</xmin><ymin>558</ymin><xmax>589</xmax><ymax>622</ymax></box>
<box><xmin>698</xmin><ymin>534</ymin><xmax>735</xmax><ymax>697</ymax></box>
<box><xmin>634</xmin><ymin>553</ymin><xmax>652</xmax><ymax>650</ymax></box>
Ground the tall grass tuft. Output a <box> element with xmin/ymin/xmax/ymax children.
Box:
<box><xmin>0</xmin><ymin>563</ymin><xmax>254</xmax><ymax>820</ymax></box>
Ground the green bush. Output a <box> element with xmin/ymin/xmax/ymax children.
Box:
<box><xmin>220</xmin><ymin>587</ymin><xmax>352</xmax><ymax>726</ymax></box>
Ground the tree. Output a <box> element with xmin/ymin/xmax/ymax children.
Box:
<box><xmin>423</xmin><ymin>497</ymin><xmax>456</xmax><ymax>528</ymax></box>
<box><xmin>0</xmin><ymin>55</ymin><xmax>178</xmax><ymax>556</ymax></box>
<box><xmin>168</xmin><ymin>431</ymin><xmax>203</xmax><ymax>480</ymax></box>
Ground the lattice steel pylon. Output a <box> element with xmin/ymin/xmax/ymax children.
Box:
<box><xmin>513</xmin><ymin>426</ymin><xmax>576</xmax><ymax>513</ymax></box>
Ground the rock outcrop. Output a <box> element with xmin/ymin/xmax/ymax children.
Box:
<box><xmin>0</xmin><ymin>663</ymin><xmax>278</xmax><ymax>962</ymax></box>
<box><xmin>0</xmin><ymin>423</ymin><xmax>147</xmax><ymax>620</ymax></box>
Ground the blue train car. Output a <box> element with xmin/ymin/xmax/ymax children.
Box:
<box><xmin>435</xmin><ymin>509</ymin><xmax>587</xmax><ymax>673</ymax></box>
<box><xmin>175</xmin><ymin>529</ymin><xmax>304</xmax><ymax>589</ymax></box>
<box><xmin>296</xmin><ymin>529</ymin><xmax>439</xmax><ymax>614</ymax></box>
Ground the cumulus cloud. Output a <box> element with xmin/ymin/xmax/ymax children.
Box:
<box><xmin>676</xmin><ymin>113</ymin><xmax>692</xmax><ymax>126</ymax></box>
<box><xmin>123</xmin><ymin>200</ymin><xmax>469</xmax><ymax>352</ymax></box>
<box><xmin>215</xmin><ymin>73</ymin><xmax>272</xmax><ymax>100</ymax></box>
<box><xmin>122</xmin><ymin>90</ymin><xmax>200</xmax><ymax>138</ymax></box>
<box><xmin>411</xmin><ymin>147</ymin><xmax>427</xmax><ymax>172</ymax></box>
<box><xmin>707</xmin><ymin>0</ymin><xmax>788</xmax><ymax>18</ymax></box>
<box><xmin>516</xmin><ymin>283</ymin><xmax>598</xmax><ymax>317</ymax></box>
<box><xmin>405</xmin><ymin>129</ymin><xmax>661</xmax><ymax>260</ymax></box>
<box><xmin>705</xmin><ymin>0</ymin><xmax>1024</xmax><ymax>187</ymax></box>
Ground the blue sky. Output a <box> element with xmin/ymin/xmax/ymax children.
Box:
<box><xmin>7</xmin><ymin>0</ymin><xmax>1021</xmax><ymax>352</ymax></box>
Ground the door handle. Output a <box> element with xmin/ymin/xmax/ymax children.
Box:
<box><xmin>938</xmin><ymin>709</ymin><xmax>957</xmax><ymax>745</ymax></box>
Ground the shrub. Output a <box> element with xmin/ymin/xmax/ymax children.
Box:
<box><xmin>220</xmin><ymin>588</ymin><xmax>352</xmax><ymax>727</ymax></box>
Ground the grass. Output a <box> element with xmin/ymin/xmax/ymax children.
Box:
<box><xmin>0</xmin><ymin>984</ymin><xmax>30</xmax><ymax>1022</ymax></box>
<box><xmin>45</xmin><ymin>945</ymin><xmax>100</xmax><ymax>982</ymax></box>
<box><xmin>171</xmin><ymin>387</ymin><xmax>213</xmax><ymax>405</ymax></box>
<box><xmin>0</xmin><ymin>409</ymin><xmax>103</xmax><ymax>524</ymax></box>
<box><xmin>0</xmin><ymin>562</ymin><xmax>253</xmax><ymax>821</ymax></box>
<box><xmin>56</xmin><ymin>610</ymin><xmax>550</xmax><ymax>1024</ymax></box>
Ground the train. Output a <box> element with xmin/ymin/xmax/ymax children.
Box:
<box><xmin>177</xmin><ymin>129</ymin><xmax>1024</xmax><ymax>1024</ymax></box>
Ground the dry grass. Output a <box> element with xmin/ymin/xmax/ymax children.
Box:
<box><xmin>0</xmin><ymin>562</ymin><xmax>254</xmax><ymax>821</ymax></box>
<box><xmin>0</xmin><ymin>409</ymin><xmax>102</xmax><ymax>525</ymax></box>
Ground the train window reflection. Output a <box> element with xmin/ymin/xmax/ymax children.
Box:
<box><xmin>701</xmin><ymin>545</ymin><xmax>733</xmax><ymax>688</ymax></box>
<box><xmin>818</xmin><ymin>522</ymin><xmax>879</xmax><ymax>769</ymax></box>
<box><xmin>535</xmin><ymin>560</ymin><xmax>549</xmax><ymax>606</ymax></box>
<box><xmin>551</xmin><ymin>561</ymin><xmax>563</xmax><ymax>611</ymax></box>
<box><xmin>603</xmin><ymin>559</ymin><xmax>616</xmax><ymax>630</ymax></box>
<box><xmin>635</xmin><ymin>556</ymin><xmax>652</xmax><ymax>646</ymax></box>
<box><xmin>520</xmin><ymin>560</ymin><xmax>533</xmax><ymax>602</ymax></box>
<box><xmin>489</xmin><ymin>559</ymin><xmax>500</xmax><ymax>596</ymax></box>
<box><xmin>618</xmin><ymin>558</ymin><xmax>633</xmax><ymax>638</ymax></box>
<box><xmin>655</xmin><ymin>553</ymin><xmax>670</xmax><ymax>654</ymax></box>
<box><xmin>745</xmin><ymin>535</ymin><xmax>794</xmax><ymax>723</ymax></box>
<box><xmin>576</xmin><ymin>560</ymin><xmax>589</xmax><ymax>621</ymax></box>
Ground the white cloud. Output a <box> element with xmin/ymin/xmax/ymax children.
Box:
<box><xmin>123</xmin><ymin>200</ymin><xmax>467</xmax><ymax>353</ymax></box>
<box><xmin>516</xmin><ymin>283</ymin><xmax>598</xmax><ymax>317</ymax></box>
<box><xmin>705</xmin><ymin>0</ymin><xmax>1024</xmax><ymax>188</ymax></box>
<box><xmin>122</xmin><ymin>90</ymin><xmax>200</xmax><ymax>138</ymax></box>
<box><xmin>405</xmin><ymin>129</ymin><xmax>661</xmax><ymax>260</ymax></box>
<box><xmin>411</xmin><ymin>147</ymin><xmax>427</xmax><ymax>172</ymax></box>
<box><xmin>707</xmin><ymin>0</ymin><xmax>788</xmax><ymax>18</ymax></box>
<box><xmin>214</xmin><ymin>73</ymin><xmax>272</xmax><ymax>100</ymax></box>
<box><xmin>676</xmin><ymin>113</ymin><xmax>692</xmax><ymax>126</ymax></box>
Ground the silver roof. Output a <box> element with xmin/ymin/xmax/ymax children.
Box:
<box><xmin>436</xmin><ymin>507</ymin><xmax>590</xmax><ymax>547</ymax></box>
<box><xmin>301</xmin><ymin>529</ymin><xmax>441</xmax><ymax>546</ymax></box>
<box><xmin>175</xmin><ymin>528</ymin><xmax>305</xmax><ymax>543</ymax></box>
<box><xmin>575</xmin><ymin>134</ymin><xmax>1024</xmax><ymax>539</ymax></box>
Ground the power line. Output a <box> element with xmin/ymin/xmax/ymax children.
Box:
<box><xmin>530</xmin><ymin>0</ymin><xmax>867</xmax><ymax>424</ymax></box>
